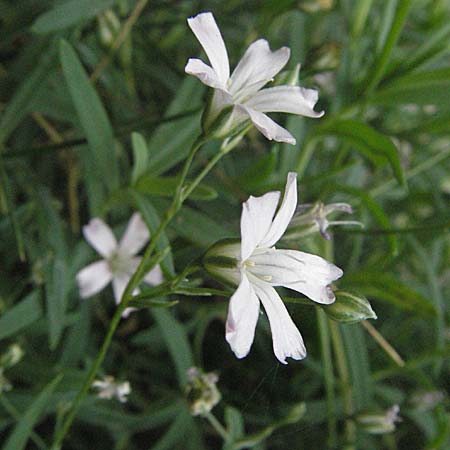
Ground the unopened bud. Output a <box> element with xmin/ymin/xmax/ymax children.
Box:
<box><xmin>203</xmin><ymin>239</ymin><xmax>241</xmax><ymax>287</ymax></box>
<box><xmin>97</xmin><ymin>10</ymin><xmax>121</xmax><ymax>49</ymax></box>
<box><xmin>357</xmin><ymin>405</ymin><xmax>401</xmax><ymax>434</ymax></box>
<box><xmin>186</xmin><ymin>367</ymin><xmax>221</xmax><ymax>416</ymax></box>
<box><xmin>322</xmin><ymin>290</ymin><xmax>377</xmax><ymax>324</ymax></box>
<box><xmin>0</xmin><ymin>344</ymin><xmax>24</xmax><ymax>369</ymax></box>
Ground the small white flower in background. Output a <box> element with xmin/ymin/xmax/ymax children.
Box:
<box><xmin>0</xmin><ymin>344</ymin><xmax>24</xmax><ymax>393</ymax></box>
<box><xmin>76</xmin><ymin>213</ymin><xmax>163</xmax><ymax>316</ymax></box>
<box><xmin>92</xmin><ymin>376</ymin><xmax>130</xmax><ymax>403</ymax></box>
<box><xmin>186</xmin><ymin>367</ymin><xmax>221</xmax><ymax>416</ymax></box>
<box><xmin>285</xmin><ymin>201</ymin><xmax>363</xmax><ymax>240</ymax></box>
<box><xmin>185</xmin><ymin>12</ymin><xmax>323</xmax><ymax>144</ymax></box>
<box><xmin>357</xmin><ymin>405</ymin><xmax>402</xmax><ymax>434</ymax></box>
<box><xmin>204</xmin><ymin>173</ymin><xmax>343</xmax><ymax>364</ymax></box>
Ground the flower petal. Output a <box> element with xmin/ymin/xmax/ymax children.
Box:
<box><xmin>187</xmin><ymin>12</ymin><xmax>229</xmax><ymax>87</ymax></box>
<box><xmin>185</xmin><ymin>58</ymin><xmax>223</xmax><ymax>89</ymax></box>
<box><xmin>230</xmin><ymin>39</ymin><xmax>290</xmax><ymax>99</ymax></box>
<box><xmin>143</xmin><ymin>265</ymin><xmax>164</xmax><ymax>286</ymax></box>
<box><xmin>118</xmin><ymin>213</ymin><xmax>150</xmax><ymax>256</ymax></box>
<box><xmin>259</xmin><ymin>172</ymin><xmax>298</xmax><ymax>247</ymax></box>
<box><xmin>226</xmin><ymin>274</ymin><xmax>260</xmax><ymax>359</ymax></box>
<box><xmin>241</xmin><ymin>106</ymin><xmax>296</xmax><ymax>144</ymax></box>
<box><xmin>251</xmin><ymin>280</ymin><xmax>306</xmax><ymax>364</ymax></box>
<box><xmin>76</xmin><ymin>260</ymin><xmax>112</xmax><ymax>298</ymax></box>
<box><xmin>83</xmin><ymin>218</ymin><xmax>117</xmax><ymax>258</ymax></box>
<box><xmin>245</xmin><ymin>86</ymin><xmax>324</xmax><ymax>118</ymax></box>
<box><xmin>241</xmin><ymin>190</ymin><xmax>281</xmax><ymax>260</ymax></box>
<box><xmin>252</xmin><ymin>249</ymin><xmax>343</xmax><ymax>304</ymax></box>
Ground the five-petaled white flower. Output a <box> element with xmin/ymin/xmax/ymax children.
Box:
<box><xmin>76</xmin><ymin>213</ymin><xmax>163</xmax><ymax>315</ymax></box>
<box><xmin>185</xmin><ymin>12</ymin><xmax>323</xmax><ymax>144</ymax></box>
<box><xmin>225</xmin><ymin>173</ymin><xmax>343</xmax><ymax>364</ymax></box>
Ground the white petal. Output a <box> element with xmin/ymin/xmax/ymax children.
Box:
<box><xmin>225</xmin><ymin>274</ymin><xmax>260</xmax><ymax>359</ymax></box>
<box><xmin>143</xmin><ymin>265</ymin><xmax>164</xmax><ymax>286</ymax></box>
<box><xmin>187</xmin><ymin>12</ymin><xmax>229</xmax><ymax>87</ymax></box>
<box><xmin>241</xmin><ymin>191</ymin><xmax>280</xmax><ymax>260</ymax></box>
<box><xmin>252</xmin><ymin>280</ymin><xmax>306</xmax><ymax>364</ymax></box>
<box><xmin>241</xmin><ymin>106</ymin><xmax>296</xmax><ymax>144</ymax></box>
<box><xmin>112</xmin><ymin>275</ymin><xmax>129</xmax><ymax>305</ymax></box>
<box><xmin>259</xmin><ymin>172</ymin><xmax>298</xmax><ymax>247</ymax></box>
<box><xmin>252</xmin><ymin>249</ymin><xmax>343</xmax><ymax>304</ymax></box>
<box><xmin>245</xmin><ymin>86</ymin><xmax>324</xmax><ymax>118</ymax></box>
<box><xmin>76</xmin><ymin>260</ymin><xmax>112</xmax><ymax>298</ymax></box>
<box><xmin>185</xmin><ymin>58</ymin><xmax>223</xmax><ymax>89</ymax></box>
<box><xmin>83</xmin><ymin>218</ymin><xmax>117</xmax><ymax>258</ymax></box>
<box><xmin>118</xmin><ymin>213</ymin><xmax>150</xmax><ymax>256</ymax></box>
<box><xmin>230</xmin><ymin>39</ymin><xmax>290</xmax><ymax>99</ymax></box>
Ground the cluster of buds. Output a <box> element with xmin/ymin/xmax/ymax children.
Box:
<box><xmin>185</xmin><ymin>367</ymin><xmax>221</xmax><ymax>416</ymax></box>
<box><xmin>92</xmin><ymin>375</ymin><xmax>131</xmax><ymax>403</ymax></box>
<box><xmin>284</xmin><ymin>201</ymin><xmax>362</xmax><ymax>241</ymax></box>
<box><xmin>0</xmin><ymin>344</ymin><xmax>24</xmax><ymax>393</ymax></box>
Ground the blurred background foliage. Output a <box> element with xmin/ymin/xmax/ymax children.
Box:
<box><xmin>0</xmin><ymin>0</ymin><xmax>449</xmax><ymax>449</ymax></box>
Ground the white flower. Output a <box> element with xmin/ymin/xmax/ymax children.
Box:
<box><xmin>225</xmin><ymin>172</ymin><xmax>343</xmax><ymax>364</ymax></box>
<box><xmin>357</xmin><ymin>404</ymin><xmax>402</xmax><ymax>434</ymax></box>
<box><xmin>76</xmin><ymin>213</ymin><xmax>163</xmax><ymax>316</ymax></box>
<box><xmin>92</xmin><ymin>376</ymin><xmax>131</xmax><ymax>403</ymax></box>
<box><xmin>185</xmin><ymin>12</ymin><xmax>323</xmax><ymax>144</ymax></box>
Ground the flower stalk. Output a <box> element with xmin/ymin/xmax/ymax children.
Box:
<box><xmin>52</xmin><ymin>133</ymin><xmax>235</xmax><ymax>448</ymax></box>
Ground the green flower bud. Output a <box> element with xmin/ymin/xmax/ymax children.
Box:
<box><xmin>322</xmin><ymin>290</ymin><xmax>377</xmax><ymax>324</ymax></box>
<box><xmin>202</xmin><ymin>238</ymin><xmax>241</xmax><ymax>287</ymax></box>
<box><xmin>186</xmin><ymin>367</ymin><xmax>221</xmax><ymax>416</ymax></box>
<box><xmin>97</xmin><ymin>10</ymin><xmax>121</xmax><ymax>49</ymax></box>
<box><xmin>356</xmin><ymin>405</ymin><xmax>401</xmax><ymax>434</ymax></box>
<box><xmin>0</xmin><ymin>344</ymin><xmax>24</xmax><ymax>369</ymax></box>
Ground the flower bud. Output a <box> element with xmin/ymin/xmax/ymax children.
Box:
<box><xmin>185</xmin><ymin>367</ymin><xmax>221</xmax><ymax>416</ymax></box>
<box><xmin>322</xmin><ymin>290</ymin><xmax>377</xmax><ymax>324</ymax></box>
<box><xmin>356</xmin><ymin>405</ymin><xmax>401</xmax><ymax>434</ymax></box>
<box><xmin>284</xmin><ymin>201</ymin><xmax>362</xmax><ymax>241</ymax></box>
<box><xmin>0</xmin><ymin>370</ymin><xmax>12</xmax><ymax>393</ymax></box>
<box><xmin>0</xmin><ymin>344</ymin><xmax>24</xmax><ymax>369</ymax></box>
<box><xmin>202</xmin><ymin>238</ymin><xmax>241</xmax><ymax>286</ymax></box>
<box><xmin>97</xmin><ymin>10</ymin><xmax>121</xmax><ymax>49</ymax></box>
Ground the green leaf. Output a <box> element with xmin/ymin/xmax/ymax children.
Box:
<box><xmin>146</xmin><ymin>77</ymin><xmax>203</xmax><ymax>176</ymax></box>
<box><xmin>131</xmin><ymin>132</ymin><xmax>149</xmax><ymax>185</ymax></box>
<box><xmin>371</xmin><ymin>67</ymin><xmax>450</xmax><ymax>105</ymax></box>
<box><xmin>225</xmin><ymin>406</ymin><xmax>245</xmax><ymax>442</ymax></box>
<box><xmin>3</xmin><ymin>374</ymin><xmax>62</xmax><ymax>450</ymax></box>
<box><xmin>343</xmin><ymin>271</ymin><xmax>437</xmax><ymax>317</ymax></box>
<box><xmin>0</xmin><ymin>41</ymin><xmax>55</xmax><ymax>147</ymax></box>
<box><xmin>130</xmin><ymin>192</ymin><xmax>175</xmax><ymax>276</ymax></box>
<box><xmin>32</xmin><ymin>0</ymin><xmax>117</xmax><ymax>34</ymax></box>
<box><xmin>128</xmin><ymin>298</ymin><xmax>179</xmax><ymax>309</ymax></box>
<box><xmin>134</xmin><ymin>175</ymin><xmax>217</xmax><ymax>201</ymax></box>
<box><xmin>318</xmin><ymin>120</ymin><xmax>406</xmax><ymax>187</ymax></box>
<box><xmin>59</xmin><ymin>39</ymin><xmax>119</xmax><ymax>194</ymax></box>
<box><xmin>152</xmin><ymin>309</ymin><xmax>194</xmax><ymax>387</ymax></box>
<box><xmin>366</xmin><ymin>0</ymin><xmax>412</xmax><ymax>92</ymax></box>
<box><xmin>331</xmin><ymin>184</ymin><xmax>399</xmax><ymax>256</ymax></box>
<box><xmin>0</xmin><ymin>292</ymin><xmax>43</xmax><ymax>341</ymax></box>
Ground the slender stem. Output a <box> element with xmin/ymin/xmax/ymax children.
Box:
<box><xmin>51</xmin><ymin>135</ymin><xmax>232</xmax><ymax>448</ymax></box>
<box><xmin>329</xmin><ymin>322</ymin><xmax>356</xmax><ymax>449</ymax></box>
<box><xmin>317</xmin><ymin>308</ymin><xmax>337</xmax><ymax>448</ymax></box>
<box><xmin>362</xmin><ymin>321</ymin><xmax>405</xmax><ymax>367</ymax></box>
<box><xmin>204</xmin><ymin>411</ymin><xmax>229</xmax><ymax>441</ymax></box>
<box><xmin>295</xmin><ymin>137</ymin><xmax>317</xmax><ymax>180</ymax></box>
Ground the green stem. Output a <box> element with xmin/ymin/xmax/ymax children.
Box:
<box><xmin>204</xmin><ymin>411</ymin><xmax>230</xmax><ymax>441</ymax></box>
<box><xmin>317</xmin><ymin>308</ymin><xmax>337</xmax><ymax>448</ymax></box>
<box><xmin>52</xmin><ymin>135</ymin><xmax>233</xmax><ymax>448</ymax></box>
<box><xmin>330</xmin><ymin>322</ymin><xmax>356</xmax><ymax>449</ymax></box>
<box><xmin>295</xmin><ymin>137</ymin><xmax>317</xmax><ymax>180</ymax></box>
